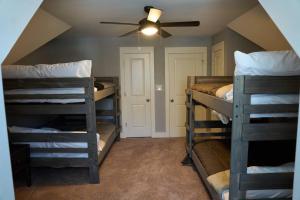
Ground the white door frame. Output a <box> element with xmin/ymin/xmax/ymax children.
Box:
<box><xmin>212</xmin><ymin>41</ymin><xmax>225</xmax><ymax>76</ymax></box>
<box><xmin>120</xmin><ymin>47</ymin><xmax>155</xmax><ymax>138</ymax></box>
<box><xmin>165</xmin><ymin>47</ymin><xmax>207</xmax><ymax>137</ymax></box>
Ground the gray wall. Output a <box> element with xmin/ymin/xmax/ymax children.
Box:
<box><xmin>18</xmin><ymin>36</ymin><xmax>212</xmax><ymax>132</ymax></box>
<box><xmin>212</xmin><ymin>28</ymin><xmax>264</xmax><ymax>75</ymax></box>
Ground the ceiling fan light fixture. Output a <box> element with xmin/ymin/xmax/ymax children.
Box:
<box><xmin>147</xmin><ymin>8</ymin><xmax>162</xmax><ymax>23</ymax></box>
<box><xmin>141</xmin><ymin>26</ymin><xmax>158</xmax><ymax>36</ymax></box>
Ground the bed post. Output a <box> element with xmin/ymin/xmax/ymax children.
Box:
<box><xmin>85</xmin><ymin>77</ymin><xmax>100</xmax><ymax>184</ymax></box>
<box><xmin>229</xmin><ymin>76</ymin><xmax>250</xmax><ymax>200</ymax></box>
<box><xmin>182</xmin><ymin>76</ymin><xmax>194</xmax><ymax>165</ymax></box>
<box><xmin>113</xmin><ymin>77</ymin><xmax>121</xmax><ymax>141</ymax></box>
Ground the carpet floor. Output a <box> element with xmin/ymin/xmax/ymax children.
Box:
<box><xmin>15</xmin><ymin>138</ymin><xmax>210</xmax><ymax>200</ymax></box>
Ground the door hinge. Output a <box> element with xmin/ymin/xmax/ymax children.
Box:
<box><xmin>125</xmin><ymin>122</ymin><xmax>127</xmax><ymax>127</ymax></box>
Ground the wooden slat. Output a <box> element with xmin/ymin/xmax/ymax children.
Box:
<box><xmin>94</xmin><ymin>87</ymin><xmax>114</xmax><ymax>101</ymax></box>
<box><xmin>96</xmin><ymin>110</ymin><xmax>114</xmax><ymax>116</ymax></box>
<box><xmin>192</xmin><ymin>90</ymin><xmax>233</xmax><ymax>117</ymax></box>
<box><xmin>94</xmin><ymin>76</ymin><xmax>118</xmax><ymax>83</ymax></box>
<box><xmin>10</xmin><ymin>133</ymin><xmax>88</xmax><ymax>142</ymax></box>
<box><xmin>3</xmin><ymin>78</ymin><xmax>91</xmax><ymax>89</ymax></box>
<box><xmin>185</xmin><ymin>101</ymin><xmax>191</xmax><ymax>109</ymax></box>
<box><xmin>30</xmin><ymin>148</ymin><xmax>88</xmax><ymax>153</ymax></box>
<box><xmin>240</xmin><ymin>173</ymin><xmax>294</xmax><ymax>190</ymax></box>
<box><xmin>194</xmin><ymin>132</ymin><xmax>230</xmax><ymax>137</ymax></box>
<box><xmin>31</xmin><ymin>158</ymin><xmax>89</xmax><ymax>167</ymax></box>
<box><xmin>5</xmin><ymin>93</ymin><xmax>86</xmax><ymax>100</ymax></box>
<box><xmin>193</xmin><ymin>76</ymin><xmax>233</xmax><ymax>84</ymax></box>
<box><xmin>242</xmin><ymin>122</ymin><xmax>297</xmax><ymax>141</ymax></box>
<box><xmin>5</xmin><ymin>104</ymin><xmax>86</xmax><ymax>115</ymax></box>
<box><xmin>194</xmin><ymin>120</ymin><xmax>231</xmax><ymax>128</ymax></box>
<box><xmin>244</xmin><ymin>76</ymin><xmax>300</xmax><ymax>94</ymax></box>
<box><xmin>244</xmin><ymin>104</ymin><xmax>299</xmax><ymax>114</ymax></box>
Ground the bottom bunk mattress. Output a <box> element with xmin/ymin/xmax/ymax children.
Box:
<box><xmin>8</xmin><ymin>122</ymin><xmax>116</xmax><ymax>158</ymax></box>
<box><xmin>193</xmin><ymin>140</ymin><xmax>231</xmax><ymax>176</ymax></box>
<box><xmin>207</xmin><ymin>163</ymin><xmax>294</xmax><ymax>200</ymax></box>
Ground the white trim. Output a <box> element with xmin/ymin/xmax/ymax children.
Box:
<box><xmin>152</xmin><ymin>132</ymin><xmax>168</xmax><ymax>138</ymax></box>
<box><xmin>165</xmin><ymin>47</ymin><xmax>208</xmax><ymax>137</ymax></box>
<box><xmin>119</xmin><ymin>47</ymin><xmax>156</xmax><ymax>138</ymax></box>
<box><xmin>212</xmin><ymin>41</ymin><xmax>225</xmax><ymax>76</ymax></box>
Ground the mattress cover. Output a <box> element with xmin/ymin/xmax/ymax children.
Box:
<box><xmin>9</xmin><ymin>126</ymin><xmax>102</xmax><ymax>158</ymax></box>
<box><xmin>2</xmin><ymin>60</ymin><xmax>92</xmax><ymax>78</ymax></box>
<box><xmin>234</xmin><ymin>50</ymin><xmax>300</xmax><ymax>76</ymax></box>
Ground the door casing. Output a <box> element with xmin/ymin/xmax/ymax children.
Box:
<box><xmin>120</xmin><ymin>47</ymin><xmax>155</xmax><ymax>138</ymax></box>
<box><xmin>212</xmin><ymin>41</ymin><xmax>225</xmax><ymax>76</ymax></box>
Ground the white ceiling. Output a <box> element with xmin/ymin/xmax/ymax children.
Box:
<box><xmin>42</xmin><ymin>0</ymin><xmax>258</xmax><ymax>38</ymax></box>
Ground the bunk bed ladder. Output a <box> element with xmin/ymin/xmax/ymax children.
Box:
<box><xmin>229</xmin><ymin>75</ymin><xmax>299</xmax><ymax>200</ymax></box>
<box><xmin>113</xmin><ymin>77</ymin><xmax>121</xmax><ymax>141</ymax></box>
<box><xmin>230</xmin><ymin>76</ymin><xmax>250</xmax><ymax>200</ymax></box>
<box><xmin>182</xmin><ymin>90</ymin><xmax>194</xmax><ymax>165</ymax></box>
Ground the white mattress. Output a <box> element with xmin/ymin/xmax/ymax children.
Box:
<box><xmin>5</xmin><ymin>87</ymin><xmax>98</xmax><ymax>104</ymax></box>
<box><xmin>2</xmin><ymin>60</ymin><xmax>92</xmax><ymax>79</ymax></box>
<box><xmin>207</xmin><ymin>163</ymin><xmax>294</xmax><ymax>200</ymax></box>
<box><xmin>9</xmin><ymin>126</ymin><xmax>103</xmax><ymax>158</ymax></box>
<box><xmin>213</xmin><ymin>84</ymin><xmax>299</xmax><ymax>124</ymax></box>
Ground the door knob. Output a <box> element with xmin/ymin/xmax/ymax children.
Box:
<box><xmin>170</xmin><ymin>99</ymin><xmax>174</xmax><ymax>103</ymax></box>
<box><xmin>146</xmin><ymin>99</ymin><xmax>150</xmax><ymax>102</ymax></box>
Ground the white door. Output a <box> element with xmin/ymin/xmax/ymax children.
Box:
<box><xmin>211</xmin><ymin>42</ymin><xmax>225</xmax><ymax>120</ymax></box>
<box><xmin>120</xmin><ymin>47</ymin><xmax>154</xmax><ymax>138</ymax></box>
<box><xmin>166</xmin><ymin>47</ymin><xmax>207</xmax><ymax>137</ymax></box>
<box><xmin>212</xmin><ymin>41</ymin><xmax>225</xmax><ymax>76</ymax></box>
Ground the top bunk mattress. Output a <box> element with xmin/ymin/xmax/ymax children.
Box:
<box><xmin>2</xmin><ymin>60</ymin><xmax>92</xmax><ymax>79</ymax></box>
<box><xmin>2</xmin><ymin>61</ymin><xmax>116</xmax><ymax>104</ymax></box>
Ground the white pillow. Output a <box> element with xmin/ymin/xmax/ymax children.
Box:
<box><xmin>234</xmin><ymin>50</ymin><xmax>300</xmax><ymax>76</ymax></box>
<box><xmin>2</xmin><ymin>60</ymin><xmax>92</xmax><ymax>78</ymax></box>
<box><xmin>207</xmin><ymin>163</ymin><xmax>294</xmax><ymax>200</ymax></box>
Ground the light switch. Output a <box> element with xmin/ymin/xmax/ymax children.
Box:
<box><xmin>155</xmin><ymin>84</ymin><xmax>163</xmax><ymax>91</ymax></box>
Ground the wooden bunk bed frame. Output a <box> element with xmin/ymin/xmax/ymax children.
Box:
<box><xmin>185</xmin><ymin>76</ymin><xmax>299</xmax><ymax>200</ymax></box>
<box><xmin>3</xmin><ymin>76</ymin><xmax>120</xmax><ymax>184</ymax></box>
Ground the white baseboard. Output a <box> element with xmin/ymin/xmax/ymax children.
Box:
<box><xmin>152</xmin><ymin>132</ymin><xmax>169</xmax><ymax>138</ymax></box>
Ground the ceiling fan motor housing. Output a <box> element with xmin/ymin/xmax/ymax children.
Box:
<box><xmin>144</xmin><ymin>6</ymin><xmax>154</xmax><ymax>13</ymax></box>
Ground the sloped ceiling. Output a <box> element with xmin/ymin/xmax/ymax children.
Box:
<box><xmin>4</xmin><ymin>8</ymin><xmax>71</xmax><ymax>64</ymax></box>
<box><xmin>259</xmin><ymin>0</ymin><xmax>300</xmax><ymax>57</ymax></box>
<box><xmin>228</xmin><ymin>5</ymin><xmax>291</xmax><ymax>51</ymax></box>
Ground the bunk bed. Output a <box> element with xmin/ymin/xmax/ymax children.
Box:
<box><xmin>184</xmin><ymin>51</ymin><xmax>300</xmax><ymax>200</ymax></box>
<box><xmin>2</xmin><ymin>61</ymin><xmax>121</xmax><ymax>184</ymax></box>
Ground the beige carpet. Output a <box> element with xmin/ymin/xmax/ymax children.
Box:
<box><xmin>15</xmin><ymin>138</ymin><xmax>210</xmax><ymax>200</ymax></box>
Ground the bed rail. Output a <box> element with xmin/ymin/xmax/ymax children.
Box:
<box><xmin>230</xmin><ymin>75</ymin><xmax>299</xmax><ymax>200</ymax></box>
<box><xmin>186</xmin><ymin>75</ymin><xmax>300</xmax><ymax>200</ymax></box>
<box><xmin>3</xmin><ymin>76</ymin><xmax>120</xmax><ymax>184</ymax></box>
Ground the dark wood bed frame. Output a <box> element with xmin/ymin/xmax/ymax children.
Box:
<box><xmin>3</xmin><ymin>76</ymin><xmax>120</xmax><ymax>184</ymax></box>
<box><xmin>185</xmin><ymin>76</ymin><xmax>299</xmax><ymax>200</ymax></box>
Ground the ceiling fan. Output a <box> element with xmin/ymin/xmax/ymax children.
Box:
<box><xmin>100</xmin><ymin>6</ymin><xmax>200</xmax><ymax>38</ymax></box>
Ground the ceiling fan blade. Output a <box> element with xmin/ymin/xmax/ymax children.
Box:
<box><xmin>119</xmin><ymin>29</ymin><xmax>139</xmax><ymax>37</ymax></box>
<box><xmin>160</xmin><ymin>21</ymin><xmax>200</xmax><ymax>27</ymax></box>
<box><xmin>147</xmin><ymin>8</ymin><xmax>162</xmax><ymax>23</ymax></box>
<box><xmin>158</xmin><ymin>29</ymin><xmax>172</xmax><ymax>38</ymax></box>
<box><xmin>100</xmin><ymin>21</ymin><xmax>139</xmax><ymax>26</ymax></box>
